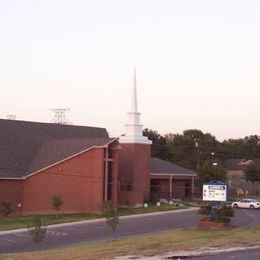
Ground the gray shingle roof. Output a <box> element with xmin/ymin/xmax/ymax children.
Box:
<box><xmin>0</xmin><ymin>119</ymin><xmax>113</xmax><ymax>178</ymax></box>
<box><xmin>150</xmin><ymin>157</ymin><xmax>197</xmax><ymax>176</ymax></box>
<box><xmin>224</xmin><ymin>159</ymin><xmax>245</xmax><ymax>170</ymax></box>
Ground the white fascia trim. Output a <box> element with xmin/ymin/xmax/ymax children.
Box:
<box><xmin>150</xmin><ymin>173</ymin><xmax>197</xmax><ymax>177</ymax></box>
<box><xmin>0</xmin><ymin>177</ymin><xmax>26</xmax><ymax>180</ymax></box>
<box><xmin>1</xmin><ymin>138</ymin><xmax>118</xmax><ymax>180</ymax></box>
<box><xmin>26</xmin><ymin>138</ymin><xmax>118</xmax><ymax>179</ymax></box>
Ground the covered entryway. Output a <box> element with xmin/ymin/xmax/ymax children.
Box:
<box><xmin>150</xmin><ymin>158</ymin><xmax>197</xmax><ymax>199</ymax></box>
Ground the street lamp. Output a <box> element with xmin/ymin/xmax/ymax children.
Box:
<box><xmin>194</xmin><ymin>139</ymin><xmax>200</xmax><ymax>172</ymax></box>
<box><xmin>211</xmin><ymin>152</ymin><xmax>218</xmax><ymax>167</ymax></box>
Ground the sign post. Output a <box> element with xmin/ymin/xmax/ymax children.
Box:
<box><xmin>203</xmin><ymin>184</ymin><xmax>227</xmax><ymax>202</ymax></box>
<box><xmin>202</xmin><ymin>180</ymin><xmax>228</xmax><ymax>220</ymax></box>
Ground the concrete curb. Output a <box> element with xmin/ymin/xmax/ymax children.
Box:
<box><xmin>0</xmin><ymin>207</ymin><xmax>198</xmax><ymax>235</ymax></box>
<box><xmin>115</xmin><ymin>245</ymin><xmax>260</xmax><ymax>259</ymax></box>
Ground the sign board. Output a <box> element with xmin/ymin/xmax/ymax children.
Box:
<box><xmin>203</xmin><ymin>184</ymin><xmax>227</xmax><ymax>202</ymax></box>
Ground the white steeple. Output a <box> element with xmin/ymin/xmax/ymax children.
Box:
<box><xmin>120</xmin><ymin>69</ymin><xmax>152</xmax><ymax>144</ymax></box>
<box><xmin>131</xmin><ymin>68</ymin><xmax>138</xmax><ymax>113</ymax></box>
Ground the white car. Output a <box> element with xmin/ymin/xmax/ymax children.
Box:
<box><xmin>232</xmin><ymin>199</ymin><xmax>260</xmax><ymax>209</ymax></box>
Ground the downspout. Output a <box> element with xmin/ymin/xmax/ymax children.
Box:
<box><xmin>170</xmin><ymin>175</ymin><xmax>173</xmax><ymax>199</ymax></box>
<box><xmin>104</xmin><ymin>145</ymin><xmax>109</xmax><ymax>201</ymax></box>
<box><xmin>192</xmin><ymin>175</ymin><xmax>195</xmax><ymax>198</ymax></box>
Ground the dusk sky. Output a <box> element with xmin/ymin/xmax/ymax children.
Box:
<box><xmin>1</xmin><ymin>0</ymin><xmax>260</xmax><ymax>141</ymax></box>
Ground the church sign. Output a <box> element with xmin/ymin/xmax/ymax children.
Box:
<box><xmin>203</xmin><ymin>184</ymin><xmax>227</xmax><ymax>202</ymax></box>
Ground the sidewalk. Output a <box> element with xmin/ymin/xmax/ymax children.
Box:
<box><xmin>115</xmin><ymin>245</ymin><xmax>260</xmax><ymax>259</ymax></box>
<box><xmin>0</xmin><ymin>207</ymin><xmax>197</xmax><ymax>235</ymax></box>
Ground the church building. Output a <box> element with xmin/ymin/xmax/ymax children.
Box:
<box><xmin>118</xmin><ymin>70</ymin><xmax>152</xmax><ymax>206</ymax></box>
<box><xmin>0</xmin><ymin>73</ymin><xmax>196</xmax><ymax>216</ymax></box>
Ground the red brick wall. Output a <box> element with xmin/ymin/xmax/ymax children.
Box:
<box><xmin>150</xmin><ymin>175</ymin><xmax>194</xmax><ymax>199</ymax></box>
<box><xmin>22</xmin><ymin>148</ymin><xmax>105</xmax><ymax>215</ymax></box>
<box><xmin>0</xmin><ymin>180</ymin><xmax>24</xmax><ymax>215</ymax></box>
<box><xmin>110</xmin><ymin>144</ymin><xmax>121</xmax><ymax>207</ymax></box>
<box><xmin>118</xmin><ymin>143</ymin><xmax>151</xmax><ymax>206</ymax></box>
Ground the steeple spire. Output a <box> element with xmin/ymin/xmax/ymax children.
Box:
<box><xmin>131</xmin><ymin>67</ymin><xmax>138</xmax><ymax>113</ymax></box>
<box><xmin>120</xmin><ymin>69</ymin><xmax>152</xmax><ymax>144</ymax></box>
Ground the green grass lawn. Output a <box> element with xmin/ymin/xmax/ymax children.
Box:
<box><xmin>0</xmin><ymin>213</ymin><xmax>100</xmax><ymax>231</ymax></box>
<box><xmin>1</xmin><ymin>227</ymin><xmax>260</xmax><ymax>260</ymax></box>
<box><xmin>0</xmin><ymin>203</ymin><xmax>193</xmax><ymax>231</ymax></box>
<box><xmin>117</xmin><ymin>202</ymin><xmax>187</xmax><ymax>215</ymax></box>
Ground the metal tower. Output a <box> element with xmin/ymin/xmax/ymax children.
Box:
<box><xmin>50</xmin><ymin>108</ymin><xmax>71</xmax><ymax>124</ymax></box>
<box><xmin>6</xmin><ymin>115</ymin><xmax>16</xmax><ymax>120</ymax></box>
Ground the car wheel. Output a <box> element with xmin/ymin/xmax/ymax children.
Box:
<box><xmin>233</xmin><ymin>204</ymin><xmax>238</xmax><ymax>208</ymax></box>
<box><xmin>250</xmin><ymin>205</ymin><xmax>255</xmax><ymax>210</ymax></box>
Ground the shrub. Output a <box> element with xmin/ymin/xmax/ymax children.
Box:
<box><xmin>216</xmin><ymin>204</ymin><xmax>234</xmax><ymax>222</ymax></box>
<box><xmin>198</xmin><ymin>204</ymin><xmax>211</xmax><ymax>216</ymax></box>
<box><xmin>51</xmin><ymin>195</ymin><xmax>63</xmax><ymax>216</ymax></box>
<box><xmin>148</xmin><ymin>192</ymin><xmax>159</xmax><ymax>205</ymax></box>
<box><xmin>198</xmin><ymin>203</ymin><xmax>234</xmax><ymax>223</ymax></box>
<box><xmin>27</xmin><ymin>215</ymin><xmax>48</xmax><ymax>243</ymax></box>
<box><xmin>217</xmin><ymin>204</ymin><xmax>234</xmax><ymax>218</ymax></box>
<box><xmin>0</xmin><ymin>200</ymin><xmax>12</xmax><ymax>217</ymax></box>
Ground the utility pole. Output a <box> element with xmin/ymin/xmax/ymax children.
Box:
<box><xmin>195</xmin><ymin>139</ymin><xmax>200</xmax><ymax>172</ymax></box>
<box><xmin>211</xmin><ymin>152</ymin><xmax>215</xmax><ymax>165</ymax></box>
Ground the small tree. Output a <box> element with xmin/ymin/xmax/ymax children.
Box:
<box><xmin>198</xmin><ymin>161</ymin><xmax>227</xmax><ymax>185</ymax></box>
<box><xmin>101</xmin><ymin>201</ymin><xmax>119</xmax><ymax>240</ymax></box>
<box><xmin>0</xmin><ymin>200</ymin><xmax>12</xmax><ymax>217</ymax></box>
<box><xmin>27</xmin><ymin>215</ymin><xmax>47</xmax><ymax>243</ymax></box>
<box><xmin>245</xmin><ymin>163</ymin><xmax>260</xmax><ymax>182</ymax></box>
<box><xmin>51</xmin><ymin>195</ymin><xmax>63</xmax><ymax>216</ymax></box>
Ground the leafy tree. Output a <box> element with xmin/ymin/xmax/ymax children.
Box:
<box><xmin>51</xmin><ymin>195</ymin><xmax>63</xmax><ymax>216</ymax></box>
<box><xmin>165</xmin><ymin>129</ymin><xmax>219</xmax><ymax>170</ymax></box>
<box><xmin>242</xmin><ymin>135</ymin><xmax>260</xmax><ymax>158</ymax></box>
<box><xmin>27</xmin><ymin>215</ymin><xmax>48</xmax><ymax>243</ymax></box>
<box><xmin>198</xmin><ymin>161</ymin><xmax>227</xmax><ymax>185</ymax></box>
<box><xmin>221</xmin><ymin>138</ymin><xmax>245</xmax><ymax>159</ymax></box>
<box><xmin>0</xmin><ymin>200</ymin><xmax>12</xmax><ymax>217</ymax></box>
<box><xmin>221</xmin><ymin>135</ymin><xmax>260</xmax><ymax>159</ymax></box>
<box><xmin>165</xmin><ymin>133</ymin><xmax>196</xmax><ymax>168</ymax></box>
<box><xmin>145</xmin><ymin>128</ymin><xmax>260</xmax><ymax>174</ymax></box>
<box><xmin>101</xmin><ymin>201</ymin><xmax>119</xmax><ymax>240</ymax></box>
<box><xmin>143</xmin><ymin>128</ymin><xmax>169</xmax><ymax>159</ymax></box>
<box><xmin>244</xmin><ymin>163</ymin><xmax>260</xmax><ymax>182</ymax></box>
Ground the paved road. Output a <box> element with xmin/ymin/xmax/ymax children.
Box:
<box><xmin>232</xmin><ymin>208</ymin><xmax>260</xmax><ymax>227</ymax></box>
<box><xmin>192</xmin><ymin>247</ymin><xmax>260</xmax><ymax>260</ymax></box>
<box><xmin>0</xmin><ymin>208</ymin><xmax>259</xmax><ymax>254</ymax></box>
<box><xmin>0</xmin><ymin>208</ymin><xmax>198</xmax><ymax>253</ymax></box>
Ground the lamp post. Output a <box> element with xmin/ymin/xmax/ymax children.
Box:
<box><xmin>211</xmin><ymin>152</ymin><xmax>214</xmax><ymax>165</ymax></box>
<box><xmin>211</xmin><ymin>152</ymin><xmax>218</xmax><ymax>167</ymax></box>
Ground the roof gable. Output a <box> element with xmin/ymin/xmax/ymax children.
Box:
<box><xmin>224</xmin><ymin>159</ymin><xmax>246</xmax><ymax>170</ymax></box>
<box><xmin>150</xmin><ymin>157</ymin><xmax>197</xmax><ymax>176</ymax></box>
<box><xmin>0</xmin><ymin>119</ymin><xmax>110</xmax><ymax>178</ymax></box>
<box><xmin>27</xmin><ymin>137</ymin><xmax>115</xmax><ymax>176</ymax></box>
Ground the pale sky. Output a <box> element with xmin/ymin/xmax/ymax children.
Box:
<box><xmin>1</xmin><ymin>0</ymin><xmax>260</xmax><ymax>141</ymax></box>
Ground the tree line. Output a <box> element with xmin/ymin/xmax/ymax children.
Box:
<box><xmin>143</xmin><ymin>128</ymin><xmax>260</xmax><ymax>183</ymax></box>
